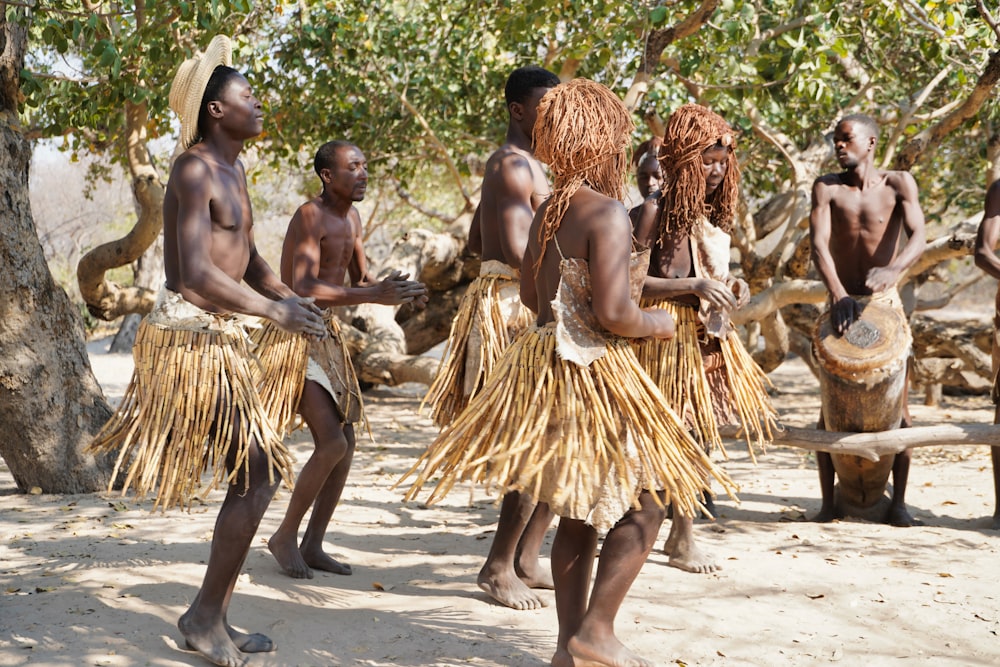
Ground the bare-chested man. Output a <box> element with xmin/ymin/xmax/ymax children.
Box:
<box><xmin>89</xmin><ymin>37</ymin><xmax>327</xmax><ymax>667</ymax></box>
<box><xmin>973</xmin><ymin>178</ymin><xmax>1000</xmax><ymax>530</ymax></box>
<box><xmin>628</xmin><ymin>136</ymin><xmax>664</xmax><ymax>227</ymax></box>
<box><xmin>423</xmin><ymin>65</ymin><xmax>560</xmax><ymax>610</ymax></box>
<box><xmin>268</xmin><ymin>141</ymin><xmax>427</xmax><ymax>579</ymax></box>
<box><xmin>810</xmin><ymin>113</ymin><xmax>926</xmax><ymax>527</ymax></box>
<box><xmin>632</xmin><ymin>104</ymin><xmax>776</xmax><ymax>573</ymax></box>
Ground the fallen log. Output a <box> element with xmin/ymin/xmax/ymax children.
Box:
<box><xmin>769</xmin><ymin>423</ymin><xmax>1000</xmax><ymax>462</ymax></box>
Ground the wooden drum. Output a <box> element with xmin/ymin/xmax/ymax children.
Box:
<box><xmin>812</xmin><ymin>298</ymin><xmax>911</xmax><ymax>511</ymax></box>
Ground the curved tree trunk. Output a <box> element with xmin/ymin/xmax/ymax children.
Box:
<box><xmin>0</xmin><ymin>10</ymin><xmax>114</xmax><ymax>493</ymax></box>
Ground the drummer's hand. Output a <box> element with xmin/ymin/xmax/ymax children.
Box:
<box><xmin>865</xmin><ymin>266</ymin><xmax>900</xmax><ymax>294</ymax></box>
<box><xmin>831</xmin><ymin>296</ymin><xmax>861</xmax><ymax>335</ymax></box>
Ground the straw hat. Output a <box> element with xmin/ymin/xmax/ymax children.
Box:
<box><xmin>168</xmin><ymin>35</ymin><xmax>233</xmax><ymax>150</ymax></box>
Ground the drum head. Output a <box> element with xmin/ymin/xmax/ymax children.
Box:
<box><xmin>812</xmin><ymin>299</ymin><xmax>910</xmax><ymax>377</ymax></box>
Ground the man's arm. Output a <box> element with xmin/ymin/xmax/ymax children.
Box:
<box><xmin>975</xmin><ymin>180</ymin><xmax>1000</xmax><ymax>280</ymax></box>
<box><xmin>809</xmin><ymin>177</ymin><xmax>858</xmax><ymax>334</ymax></box>
<box><xmin>495</xmin><ymin>154</ymin><xmax>538</xmax><ymax>268</ymax></box>
<box><xmin>287</xmin><ymin>205</ymin><xmax>425</xmax><ymax>309</ymax></box>
<box><xmin>866</xmin><ymin>171</ymin><xmax>926</xmax><ymax>292</ymax></box>
<box><xmin>467</xmin><ymin>202</ymin><xmax>482</xmax><ymax>256</ymax></box>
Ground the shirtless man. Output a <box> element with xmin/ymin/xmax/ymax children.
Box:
<box><xmin>269</xmin><ymin>140</ymin><xmax>427</xmax><ymax>579</ymax></box>
<box><xmin>809</xmin><ymin>113</ymin><xmax>926</xmax><ymax>527</ymax></box>
<box><xmin>88</xmin><ymin>38</ymin><xmax>329</xmax><ymax>667</ymax></box>
<box><xmin>628</xmin><ymin>137</ymin><xmax>664</xmax><ymax>227</ymax></box>
<box><xmin>972</xmin><ymin>178</ymin><xmax>1000</xmax><ymax>530</ymax></box>
<box><xmin>632</xmin><ymin>104</ymin><xmax>776</xmax><ymax>573</ymax></box>
<box><xmin>425</xmin><ymin>65</ymin><xmax>560</xmax><ymax>610</ymax></box>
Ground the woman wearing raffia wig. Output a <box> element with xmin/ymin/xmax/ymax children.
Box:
<box><xmin>403</xmin><ymin>80</ymin><xmax>736</xmax><ymax>667</ymax></box>
<box><xmin>632</xmin><ymin>103</ymin><xmax>778</xmax><ymax>573</ymax></box>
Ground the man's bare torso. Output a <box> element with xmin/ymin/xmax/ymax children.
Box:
<box><xmin>479</xmin><ymin>144</ymin><xmax>549</xmax><ymax>266</ymax></box>
<box><xmin>820</xmin><ymin>171</ymin><xmax>906</xmax><ymax>295</ymax></box>
<box><xmin>163</xmin><ymin>146</ymin><xmax>254</xmax><ymax>312</ymax></box>
<box><xmin>280</xmin><ymin>198</ymin><xmax>360</xmax><ymax>289</ymax></box>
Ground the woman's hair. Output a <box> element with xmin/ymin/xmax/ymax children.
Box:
<box><xmin>657</xmin><ymin>103</ymin><xmax>740</xmax><ymax>242</ymax></box>
<box><xmin>532</xmin><ymin>78</ymin><xmax>634</xmax><ymax>266</ymax></box>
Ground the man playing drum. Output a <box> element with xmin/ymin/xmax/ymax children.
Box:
<box><xmin>809</xmin><ymin>113</ymin><xmax>926</xmax><ymax>527</ymax></box>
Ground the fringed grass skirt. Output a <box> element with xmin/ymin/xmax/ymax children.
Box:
<box><xmin>88</xmin><ymin>298</ymin><xmax>307</xmax><ymax>511</ymax></box>
<box><xmin>405</xmin><ymin>324</ymin><xmax>737</xmax><ymax>533</ymax></box>
<box><xmin>422</xmin><ymin>260</ymin><xmax>533</xmax><ymax>427</ymax></box>
<box><xmin>632</xmin><ymin>300</ymin><xmax>777</xmax><ymax>460</ymax></box>
<box><xmin>303</xmin><ymin>312</ymin><xmax>367</xmax><ymax>428</ymax></box>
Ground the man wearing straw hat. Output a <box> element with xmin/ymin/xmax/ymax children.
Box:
<box><xmin>88</xmin><ymin>35</ymin><xmax>326</xmax><ymax>666</ymax></box>
<box><xmin>810</xmin><ymin>113</ymin><xmax>926</xmax><ymax>527</ymax></box>
<box><xmin>423</xmin><ymin>65</ymin><xmax>560</xmax><ymax>611</ymax></box>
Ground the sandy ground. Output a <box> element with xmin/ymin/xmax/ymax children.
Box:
<box><xmin>2</xmin><ymin>339</ymin><xmax>1000</xmax><ymax>667</ymax></box>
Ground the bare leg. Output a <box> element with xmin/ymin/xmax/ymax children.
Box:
<box><xmin>661</xmin><ymin>514</ymin><xmax>719</xmax><ymax>574</ymax></box>
<box><xmin>886</xmin><ymin>404</ymin><xmax>921</xmax><ymax>527</ymax></box>
<box><xmin>566</xmin><ymin>491</ymin><xmax>666</xmax><ymax>667</ymax></box>
<box><xmin>812</xmin><ymin>412</ymin><xmax>840</xmax><ymax>522</ymax></box>
<box><xmin>550</xmin><ymin>517</ymin><xmax>597</xmax><ymax>667</ymax></box>
<box><xmin>300</xmin><ymin>423</ymin><xmax>356</xmax><ymax>575</ymax></box>
<box><xmin>515</xmin><ymin>502</ymin><xmax>555</xmax><ymax>589</ymax></box>
<box><xmin>478</xmin><ymin>491</ymin><xmax>547</xmax><ymax>610</ymax></box>
<box><xmin>269</xmin><ymin>382</ymin><xmax>352</xmax><ymax>578</ymax></box>
<box><xmin>179</xmin><ymin>435</ymin><xmax>279</xmax><ymax>667</ymax></box>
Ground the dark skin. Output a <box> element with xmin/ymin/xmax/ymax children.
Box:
<box><xmin>269</xmin><ymin>144</ymin><xmax>427</xmax><ymax>579</ymax></box>
<box><xmin>470</xmin><ymin>84</ymin><xmax>557</xmax><ymax>611</ymax></box>
<box><xmin>632</xmin><ymin>143</ymin><xmax>748</xmax><ymax>575</ymax></box>
<box><xmin>808</xmin><ymin>119</ymin><xmax>926</xmax><ymax>527</ymax></box>
<box><xmin>523</xmin><ymin>185</ymin><xmax>674</xmax><ymax>667</ymax></box>
<box><xmin>972</xmin><ymin>178</ymin><xmax>1000</xmax><ymax>530</ymax></box>
<box><xmin>627</xmin><ymin>152</ymin><xmax>664</xmax><ymax>228</ymax></box>
<box><xmin>171</xmin><ymin>73</ymin><xmax>326</xmax><ymax>667</ymax></box>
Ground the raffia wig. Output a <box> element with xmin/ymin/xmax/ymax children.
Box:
<box><xmin>532</xmin><ymin>78</ymin><xmax>634</xmax><ymax>268</ymax></box>
<box><xmin>658</xmin><ymin>103</ymin><xmax>740</xmax><ymax>243</ymax></box>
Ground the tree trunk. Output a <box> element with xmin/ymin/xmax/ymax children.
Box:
<box><xmin>0</xmin><ymin>10</ymin><xmax>114</xmax><ymax>493</ymax></box>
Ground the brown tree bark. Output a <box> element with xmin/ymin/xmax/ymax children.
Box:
<box><xmin>0</xmin><ymin>10</ymin><xmax>114</xmax><ymax>493</ymax></box>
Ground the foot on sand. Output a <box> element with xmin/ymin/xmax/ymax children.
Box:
<box><xmin>268</xmin><ymin>534</ymin><xmax>313</xmax><ymax>579</ymax></box>
<box><xmin>477</xmin><ymin>567</ymin><xmax>546</xmax><ymax>610</ymax></box>
<box><xmin>568</xmin><ymin>632</ymin><xmax>654</xmax><ymax>667</ymax></box>
<box><xmin>515</xmin><ymin>558</ymin><xmax>554</xmax><ymax>590</ymax></box>
<box><xmin>302</xmin><ymin>547</ymin><xmax>353</xmax><ymax>575</ymax></box>
<box><xmin>663</xmin><ymin>536</ymin><xmax>720</xmax><ymax>574</ymax></box>
<box><xmin>886</xmin><ymin>504</ymin><xmax>923</xmax><ymax>527</ymax></box>
<box><xmin>178</xmin><ymin>614</ymin><xmax>249</xmax><ymax>667</ymax></box>
<box><xmin>186</xmin><ymin>627</ymin><xmax>274</xmax><ymax>654</ymax></box>
<box><xmin>811</xmin><ymin>506</ymin><xmax>842</xmax><ymax>523</ymax></box>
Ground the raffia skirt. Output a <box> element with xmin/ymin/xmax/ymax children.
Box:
<box><xmin>88</xmin><ymin>289</ymin><xmax>309</xmax><ymax>510</ymax></box>
<box><xmin>422</xmin><ymin>260</ymin><xmax>533</xmax><ymax>427</ymax></box>
<box><xmin>404</xmin><ymin>324</ymin><xmax>737</xmax><ymax>533</ymax></box>
<box><xmin>632</xmin><ymin>299</ymin><xmax>777</xmax><ymax>460</ymax></box>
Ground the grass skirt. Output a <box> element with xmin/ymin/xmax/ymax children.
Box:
<box><xmin>422</xmin><ymin>260</ymin><xmax>533</xmax><ymax>427</ymax></box>
<box><xmin>632</xmin><ymin>300</ymin><xmax>776</xmax><ymax>460</ymax></box>
<box><xmin>88</xmin><ymin>297</ymin><xmax>307</xmax><ymax>511</ymax></box>
<box><xmin>404</xmin><ymin>325</ymin><xmax>736</xmax><ymax>533</ymax></box>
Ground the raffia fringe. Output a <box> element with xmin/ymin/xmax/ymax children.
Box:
<box><xmin>422</xmin><ymin>273</ymin><xmax>532</xmax><ymax>427</ymax></box>
<box><xmin>402</xmin><ymin>326</ymin><xmax>737</xmax><ymax>520</ymax></box>
<box><xmin>307</xmin><ymin>314</ymin><xmax>370</xmax><ymax>436</ymax></box>
<box><xmin>249</xmin><ymin>321</ymin><xmax>310</xmax><ymax>437</ymax></box>
<box><xmin>634</xmin><ymin>300</ymin><xmax>777</xmax><ymax>461</ymax></box>
<box><xmin>87</xmin><ymin>319</ymin><xmax>297</xmax><ymax>511</ymax></box>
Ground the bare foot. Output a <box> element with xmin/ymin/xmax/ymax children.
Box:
<box><xmin>268</xmin><ymin>534</ymin><xmax>313</xmax><ymax>579</ymax></box>
<box><xmin>661</xmin><ymin>518</ymin><xmax>719</xmax><ymax>574</ymax></box>
<box><xmin>187</xmin><ymin>626</ymin><xmax>275</xmax><ymax>654</ymax></box>
<box><xmin>992</xmin><ymin>514</ymin><xmax>1000</xmax><ymax>530</ymax></box>
<box><xmin>516</xmin><ymin>558</ymin><xmax>554</xmax><ymax>590</ymax></box>
<box><xmin>477</xmin><ymin>566</ymin><xmax>546</xmax><ymax>610</ymax></box>
<box><xmin>178</xmin><ymin>613</ymin><xmax>248</xmax><ymax>667</ymax></box>
<box><xmin>552</xmin><ymin>647</ymin><xmax>601</xmax><ymax>666</ymax></box>
<box><xmin>885</xmin><ymin>504</ymin><xmax>923</xmax><ymax>527</ymax></box>
<box><xmin>568</xmin><ymin>632</ymin><xmax>653</xmax><ymax>667</ymax></box>
<box><xmin>302</xmin><ymin>547</ymin><xmax>352</xmax><ymax>575</ymax></box>
<box><xmin>811</xmin><ymin>506</ymin><xmax>841</xmax><ymax>523</ymax></box>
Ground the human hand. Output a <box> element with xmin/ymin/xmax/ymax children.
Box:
<box><xmin>865</xmin><ymin>266</ymin><xmax>900</xmax><ymax>294</ymax></box>
<box><xmin>695</xmin><ymin>278</ymin><xmax>738</xmax><ymax>311</ymax></box>
<box><xmin>271</xmin><ymin>296</ymin><xmax>327</xmax><ymax>338</ymax></box>
<box><xmin>830</xmin><ymin>296</ymin><xmax>861</xmax><ymax>335</ymax></box>
<box><xmin>730</xmin><ymin>278</ymin><xmax>751</xmax><ymax>309</ymax></box>
<box><xmin>373</xmin><ymin>269</ymin><xmax>428</xmax><ymax>307</ymax></box>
